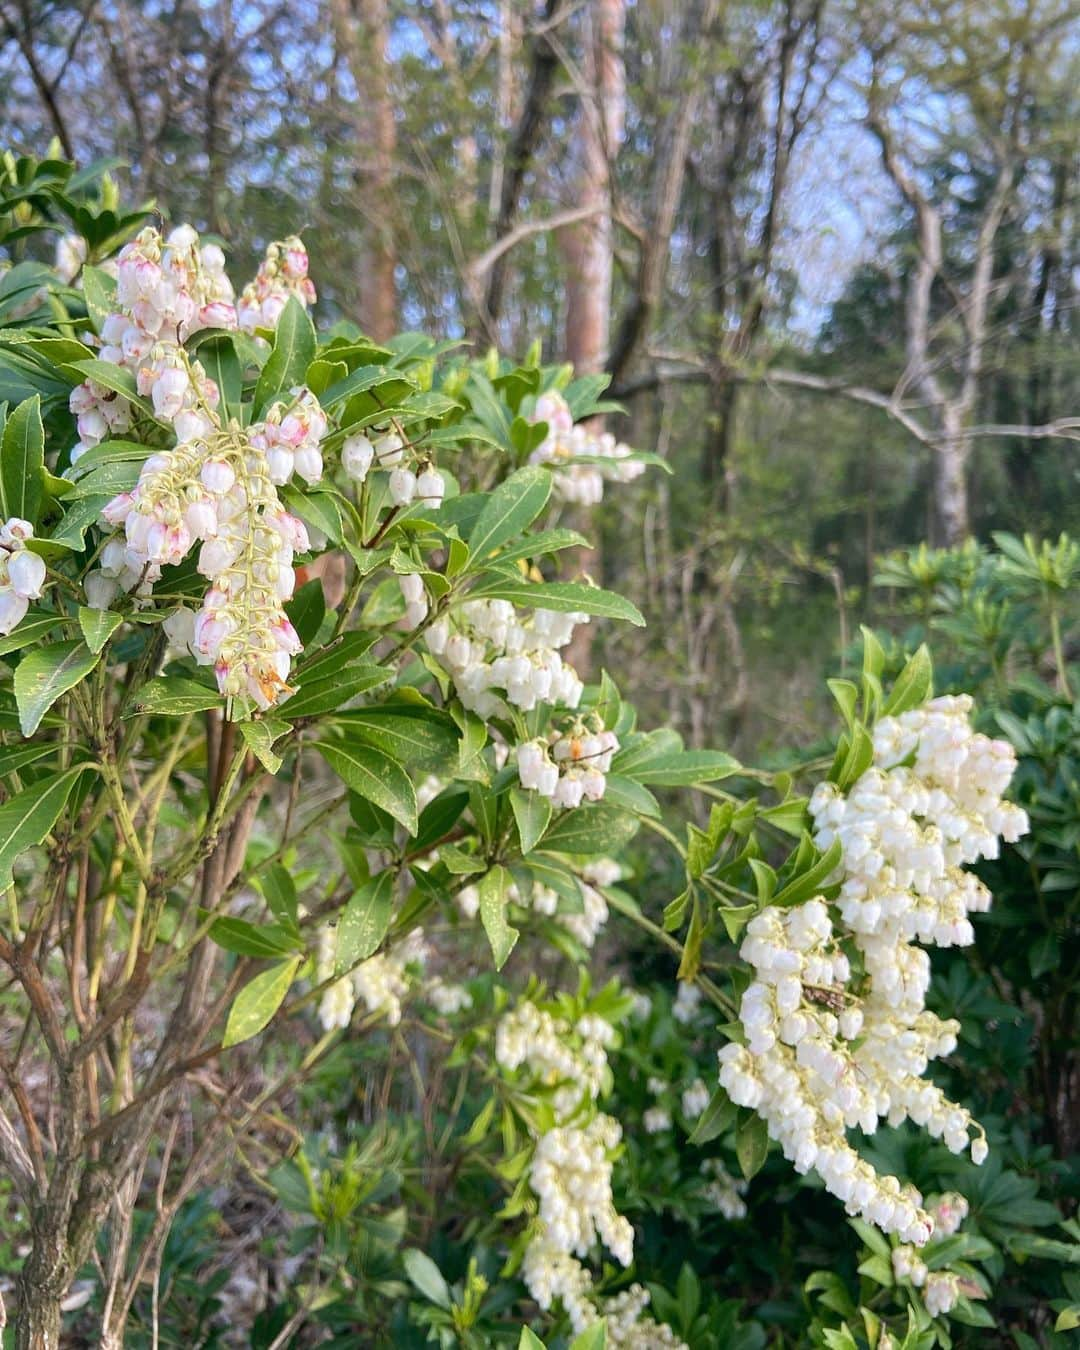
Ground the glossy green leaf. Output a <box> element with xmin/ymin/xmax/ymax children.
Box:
<box><xmin>222</xmin><ymin>956</ymin><xmax>301</xmax><ymax>1047</ymax></box>
<box><xmin>14</xmin><ymin>640</ymin><xmax>100</xmax><ymax>735</ymax></box>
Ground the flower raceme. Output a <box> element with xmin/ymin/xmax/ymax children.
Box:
<box><xmin>526</xmin><ymin>390</ymin><xmax>645</xmax><ymax>506</ymax></box>
<box><xmin>719</xmin><ymin>696</ymin><xmax>1028</xmax><ymax>1245</ymax></box>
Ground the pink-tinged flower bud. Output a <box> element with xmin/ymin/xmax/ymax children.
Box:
<box><xmin>69</xmin><ymin>382</ymin><xmax>97</xmax><ymax>416</ymax></box>
<box><xmin>271</xmin><ymin>617</ymin><xmax>302</xmax><ymax>654</ymax></box>
<box><xmin>201</xmin><ymin>242</ymin><xmax>226</xmax><ymax>270</ymax></box>
<box><xmin>198</xmin><ymin>537</ymin><xmax>240</xmax><ymax>577</ymax></box>
<box><xmin>173</xmin><ymin>410</ymin><xmax>213</xmax><ymax>445</ymax></box>
<box><xmin>121</xmin><ymin>326</ymin><xmax>152</xmax><ymax>362</ymax></box>
<box><xmin>152</xmin><ymin>367</ymin><xmax>189</xmax><ymax>419</ymax></box>
<box><xmin>0</xmin><ymin>518</ymin><xmax>33</xmax><ymax>547</ymax></box>
<box><xmin>269</xmin><ymin>511</ymin><xmax>309</xmax><ymax>553</ymax></box>
<box><xmin>185</xmin><ymin>499</ymin><xmax>218</xmax><ymax>538</ymax></box>
<box><xmin>284</xmin><ymin>247</ymin><xmax>308</xmax><ymax>279</ymax></box>
<box><xmin>7</xmin><ymin>549</ymin><xmax>46</xmax><ymax>599</ymax></box>
<box><xmin>201</xmin><ymin>459</ymin><xmax>236</xmax><ymax>495</ymax></box>
<box><xmin>132</xmin><ymin>299</ymin><xmax>165</xmax><ymax>335</ymax></box>
<box><xmin>0</xmin><ymin>589</ymin><xmax>29</xmax><ymax>635</ymax></box>
<box><xmin>77</xmin><ymin>409</ymin><xmax>108</xmax><ymax>446</ymax></box>
<box><xmin>101</xmin><ymin>313</ymin><xmax>128</xmax><ymax>344</ymax></box>
<box><xmin>262</xmin><ymin>293</ymin><xmax>286</xmax><ymax>326</ymax></box>
<box><xmin>197</xmin><ymin>300</ymin><xmax>237</xmax><ymax>330</ymax></box>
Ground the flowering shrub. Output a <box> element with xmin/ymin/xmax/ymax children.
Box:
<box><xmin>0</xmin><ymin>164</ymin><xmax>1064</xmax><ymax>1346</ymax></box>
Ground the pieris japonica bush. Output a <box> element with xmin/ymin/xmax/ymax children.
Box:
<box><xmin>0</xmin><ymin>157</ymin><xmax>1052</xmax><ymax>1347</ymax></box>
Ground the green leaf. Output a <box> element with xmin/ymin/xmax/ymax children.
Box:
<box><xmin>0</xmin><ymin>610</ymin><xmax>66</xmax><ymax>656</ymax></box>
<box><xmin>0</xmin><ymin>395</ymin><xmax>44</xmax><ymax>525</ymax></box>
<box><xmin>627</xmin><ymin>749</ymin><xmax>741</xmax><ymax>787</ymax></box>
<box><xmin>239</xmin><ymin>719</ymin><xmax>287</xmax><ymax>773</ymax></box>
<box><xmin>510</xmin><ymin>786</ymin><xmax>551</xmax><ymax>854</ymax></box>
<box><xmin>261</xmin><ymin>864</ymin><xmax>298</xmax><ymax>927</ymax></box>
<box><xmin>282</xmin><ymin>665</ymin><xmax>391</xmax><ymax>719</ymax></box>
<box><xmin>402</xmin><ymin>1248</ymin><xmax>452</xmax><ymax>1310</ymax></box>
<box><xmin>882</xmin><ymin>644</ymin><xmax>933</xmax><ymax>716</ymax></box>
<box><xmin>569</xmin><ymin>1325</ymin><xmax>607</xmax><ymax>1350</ymax></box>
<box><xmin>336</xmin><ymin>870</ymin><xmax>395</xmax><ymax>969</ymax></box>
<box><xmin>1055</xmin><ymin>1308</ymin><xmax>1080</xmax><ymax>1333</ymax></box>
<box><xmin>197</xmin><ymin>333</ymin><xmax>242</xmax><ymax>415</ymax></box>
<box><xmin>222</xmin><ymin>957</ymin><xmax>301</xmax><ymax>1048</ymax></box>
<box><xmin>540</xmin><ymin>804</ymin><xmax>640</xmax><ymax>856</ymax></box>
<box><xmin>688</xmin><ymin>1089</ymin><xmax>737</xmax><ymax>1144</ymax></box>
<box><xmin>466</xmin><ymin>579</ymin><xmax>645</xmax><ymax>627</ymax></box>
<box><xmin>284</xmin><ymin>578</ymin><xmax>326</xmax><ymax>645</ymax></box>
<box><xmin>772</xmin><ymin>836</ymin><xmax>842</xmax><ymax>908</ymax></box>
<box><xmin>209</xmin><ymin>917</ymin><xmax>299</xmax><ymax>958</ymax></box>
<box><xmin>466</xmin><ymin>465</ymin><xmax>551</xmax><ymax>565</ymax></box>
<box><xmin>735</xmin><ymin>1111</ymin><xmax>770</xmax><ymax>1180</ymax></box>
<box><xmin>333</xmin><ymin>707</ymin><xmax>458</xmax><ymax>773</ymax></box>
<box><xmin>479</xmin><ymin>864</ymin><xmax>518</xmax><ymax>969</ymax></box>
<box><xmin>77</xmin><ymin>605</ymin><xmax>122</xmax><ymax>655</ymax></box>
<box><xmin>518</xmin><ymin>1328</ymin><xmax>547</xmax><ymax>1350</ymax></box>
<box><xmin>14</xmin><ymin>641</ymin><xmax>100</xmax><ymax>736</ymax></box>
<box><xmin>315</xmin><ymin>739</ymin><xmax>418</xmax><ymax>834</ymax></box>
<box><xmin>81</xmin><ymin>265</ymin><xmax>116</xmax><ymax>332</ymax></box>
<box><xmin>131</xmin><ymin>676</ymin><xmax>222</xmax><ymax>716</ymax></box>
<box><xmin>253</xmin><ymin>296</ymin><xmax>317</xmax><ymax>415</ymax></box>
<box><xmin>0</xmin><ymin>765</ymin><xmax>94</xmax><ymax>891</ymax></box>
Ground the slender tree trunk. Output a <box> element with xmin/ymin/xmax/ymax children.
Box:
<box><xmin>561</xmin><ymin>0</ymin><xmax>625</xmax><ymax>676</ymax></box>
<box><xmin>932</xmin><ymin>419</ymin><xmax>970</xmax><ymax>546</ymax></box>
<box><xmin>362</xmin><ymin>0</ymin><xmax>397</xmax><ymax>341</ymax></box>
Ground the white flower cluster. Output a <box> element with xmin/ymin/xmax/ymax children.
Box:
<box><xmin>559</xmin><ymin>858</ymin><xmax>618</xmax><ymax>948</ymax></box>
<box><xmin>599</xmin><ymin>1284</ymin><xmax>689</xmax><ymax>1350</ymax></box>
<box><xmin>527</xmin><ymin>391</ymin><xmax>644</xmax><ymax>506</ymax></box>
<box><xmin>517</xmin><ymin>722</ymin><xmax>619</xmax><ymax>809</ymax></box>
<box><xmin>496</xmin><ymin>995</ymin><xmax>651</xmax><ymax>1335</ymax></box>
<box><xmin>426</xmin><ymin>600</ymin><xmax>587</xmax><ymax>718</ymax></box>
<box><xmin>494</xmin><ymin>999</ymin><xmax>612</xmax><ymax>1121</ymax></box>
<box><xmin>521</xmin><ymin>1242</ymin><xmax>687</xmax><ymax>1348</ymax></box>
<box><xmin>530</xmin><ymin>1116</ymin><xmax>633</xmax><ymax>1265</ymax></box>
<box><xmin>97</xmin><ymin>424</ymin><xmax>313</xmax><ymax>708</ymax></box>
<box><xmin>237</xmin><ymin>235</ymin><xmax>316</xmax><ymax>333</ymax></box>
<box><xmin>426</xmin><ymin>978</ymin><xmax>473</xmax><ymax>1015</ymax></box>
<box><xmin>341</xmin><ymin>430</ymin><xmax>445</xmax><ymax>511</ymax></box>
<box><xmin>700</xmin><ymin>1158</ymin><xmax>748</xmax><ymax>1220</ymax></box>
<box><xmin>68</xmin><ymin>226</ymin><xmax>314</xmax><ymax>463</ymax></box>
<box><xmin>0</xmin><ymin>519</ymin><xmax>46</xmax><ymax>634</ymax></box>
<box><xmin>316</xmin><ymin>926</ymin><xmax>427</xmax><ymax>1031</ymax></box>
<box><xmin>719</xmin><ymin>697</ymin><xmax>1028</xmax><ymax>1243</ymax></box>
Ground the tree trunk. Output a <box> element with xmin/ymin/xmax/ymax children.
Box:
<box><xmin>15</xmin><ymin>1224</ymin><xmax>68</xmax><ymax>1350</ymax></box>
<box><xmin>361</xmin><ymin>0</ymin><xmax>397</xmax><ymax>341</ymax></box>
<box><xmin>931</xmin><ymin>418</ymin><xmax>970</xmax><ymax>546</ymax></box>
<box><xmin>561</xmin><ymin>0</ymin><xmax>625</xmax><ymax>676</ymax></box>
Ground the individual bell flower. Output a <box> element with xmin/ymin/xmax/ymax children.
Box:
<box><xmin>415</xmin><ymin>466</ymin><xmax>445</xmax><ymax>508</ymax></box>
<box><xmin>374</xmin><ymin>432</ymin><xmax>404</xmax><ymax>467</ymax></box>
<box><xmin>389</xmin><ymin>466</ymin><xmax>417</xmax><ymax>506</ymax></box>
<box><xmin>342</xmin><ymin>433</ymin><xmax>375</xmax><ymax>482</ymax></box>
<box><xmin>399</xmin><ymin>572</ymin><xmax>428</xmax><ymax>628</ymax></box>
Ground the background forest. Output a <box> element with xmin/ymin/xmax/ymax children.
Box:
<box><xmin>6</xmin><ymin>0</ymin><xmax>1080</xmax><ymax>753</ymax></box>
<box><xmin>1</xmin><ymin>1</ymin><xmax>1080</xmax><ymax>1347</ymax></box>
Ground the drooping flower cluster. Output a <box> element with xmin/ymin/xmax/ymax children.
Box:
<box><xmin>495</xmin><ymin>994</ymin><xmax>656</xmax><ymax>1335</ymax></box>
<box><xmin>527</xmin><ymin>391</ymin><xmax>645</xmax><ymax>505</ymax></box>
<box><xmin>237</xmin><ymin>235</ymin><xmax>316</xmax><ymax>332</ymax></box>
<box><xmin>719</xmin><ymin>696</ymin><xmax>1028</xmax><ymax>1243</ymax></box>
<box><xmin>517</xmin><ymin>720</ymin><xmax>619</xmax><ymax>809</ymax></box>
<box><xmin>425</xmin><ymin>600</ymin><xmax>587</xmax><ymax>718</ymax></box>
<box><xmin>0</xmin><ymin>519</ymin><xmax>47</xmax><ymax>634</ymax></box>
<box><xmin>96</xmin><ymin>425</ymin><xmax>311</xmax><ymax>707</ymax></box>
<box><xmin>316</xmin><ymin>924</ymin><xmax>427</xmax><ymax>1031</ymax></box>
<box><xmin>341</xmin><ymin>429</ymin><xmax>446</xmax><ymax>510</ymax></box>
